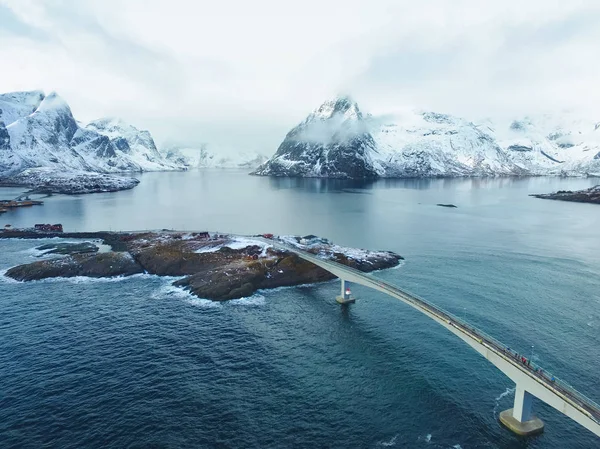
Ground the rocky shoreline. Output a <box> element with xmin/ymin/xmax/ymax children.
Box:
<box><xmin>530</xmin><ymin>185</ymin><xmax>600</xmax><ymax>204</ymax></box>
<box><xmin>0</xmin><ymin>168</ymin><xmax>140</xmax><ymax>194</ymax></box>
<box><xmin>1</xmin><ymin>231</ymin><xmax>403</xmax><ymax>301</ymax></box>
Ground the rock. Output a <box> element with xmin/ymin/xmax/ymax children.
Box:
<box><xmin>6</xmin><ymin>252</ymin><xmax>143</xmax><ymax>281</ymax></box>
<box><xmin>252</xmin><ymin>96</ymin><xmax>379</xmax><ymax>179</ymax></box>
<box><xmin>3</xmin><ymin>231</ymin><xmax>403</xmax><ymax>301</ymax></box>
<box><xmin>0</xmin><ymin>121</ymin><xmax>10</xmax><ymax>151</ymax></box>
<box><xmin>437</xmin><ymin>203</ymin><xmax>458</xmax><ymax>208</ymax></box>
<box><xmin>530</xmin><ymin>185</ymin><xmax>600</xmax><ymax>204</ymax></box>
<box><xmin>36</xmin><ymin>242</ymin><xmax>99</xmax><ymax>256</ymax></box>
<box><xmin>174</xmin><ymin>253</ymin><xmax>336</xmax><ymax>301</ymax></box>
<box><xmin>0</xmin><ymin>168</ymin><xmax>140</xmax><ymax>194</ymax></box>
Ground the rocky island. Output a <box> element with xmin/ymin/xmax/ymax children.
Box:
<box><xmin>530</xmin><ymin>185</ymin><xmax>600</xmax><ymax>204</ymax></box>
<box><xmin>2</xmin><ymin>231</ymin><xmax>403</xmax><ymax>301</ymax></box>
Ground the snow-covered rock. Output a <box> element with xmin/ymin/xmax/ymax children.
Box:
<box><xmin>0</xmin><ymin>90</ymin><xmax>45</xmax><ymax>126</ymax></box>
<box><xmin>254</xmin><ymin>96</ymin><xmax>600</xmax><ymax>179</ymax></box>
<box><xmin>493</xmin><ymin>113</ymin><xmax>600</xmax><ymax>177</ymax></box>
<box><xmin>0</xmin><ymin>167</ymin><xmax>139</xmax><ymax>194</ymax></box>
<box><xmin>163</xmin><ymin>144</ymin><xmax>267</xmax><ymax>169</ymax></box>
<box><xmin>86</xmin><ymin>118</ymin><xmax>181</xmax><ymax>171</ymax></box>
<box><xmin>0</xmin><ymin>90</ymin><xmax>183</xmax><ymax>192</ymax></box>
<box><xmin>252</xmin><ymin>96</ymin><xmax>379</xmax><ymax>178</ymax></box>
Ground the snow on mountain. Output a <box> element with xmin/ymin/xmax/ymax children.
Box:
<box><xmin>492</xmin><ymin>113</ymin><xmax>600</xmax><ymax>176</ymax></box>
<box><xmin>0</xmin><ymin>90</ymin><xmax>44</xmax><ymax>126</ymax></box>
<box><xmin>86</xmin><ymin>118</ymin><xmax>181</xmax><ymax>171</ymax></box>
<box><xmin>0</xmin><ymin>90</ymin><xmax>183</xmax><ymax>193</ymax></box>
<box><xmin>252</xmin><ymin>96</ymin><xmax>379</xmax><ymax>178</ymax></box>
<box><xmin>163</xmin><ymin>144</ymin><xmax>267</xmax><ymax>169</ymax></box>
<box><xmin>254</xmin><ymin>96</ymin><xmax>600</xmax><ymax>179</ymax></box>
<box><xmin>367</xmin><ymin>110</ymin><xmax>525</xmax><ymax>177</ymax></box>
<box><xmin>0</xmin><ymin>167</ymin><xmax>139</xmax><ymax>194</ymax></box>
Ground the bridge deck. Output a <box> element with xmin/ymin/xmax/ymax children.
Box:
<box><xmin>260</xmin><ymin>237</ymin><xmax>600</xmax><ymax>430</ymax></box>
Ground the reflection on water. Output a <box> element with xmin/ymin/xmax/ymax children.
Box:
<box><xmin>265</xmin><ymin>173</ymin><xmax>589</xmax><ymax>193</ymax></box>
<box><xmin>0</xmin><ymin>170</ymin><xmax>598</xmax><ymax>243</ymax></box>
<box><xmin>267</xmin><ymin>176</ymin><xmax>377</xmax><ymax>193</ymax></box>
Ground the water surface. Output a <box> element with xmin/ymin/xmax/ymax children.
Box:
<box><xmin>0</xmin><ymin>172</ymin><xmax>599</xmax><ymax>448</ymax></box>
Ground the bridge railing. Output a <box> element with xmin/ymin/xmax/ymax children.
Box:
<box><xmin>272</xmin><ymin>240</ymin><xmax>600</xmax><ymax>420</ymax></box>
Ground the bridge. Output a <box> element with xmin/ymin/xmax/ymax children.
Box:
<box><xmin>257</xmin><ymin>237</ymin><xmax>600</xmax><ymax>438</ymax></box>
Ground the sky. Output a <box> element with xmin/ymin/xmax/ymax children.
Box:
<box><xmin>1</xmin><ymin>0</ymin><xmax>599</xmax><ymax>154</ymax></box>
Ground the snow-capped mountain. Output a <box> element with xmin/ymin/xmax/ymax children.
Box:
<box><xmin>0</xmin><ymin>90</ymin><xmax>183</xmax><ymax>193</ymax></box>
<box><xmin>252</xmin><ymin>97</ymin><xmax>379</xmax><ymax>178</ymax></box>
<box><xmin>492</xmin><ymin>114</ymin><xmax>600</xmax><ymax>176</ymax></box>
<box><xmin>253</xmin><ymin>96</ymin><xmax>600</xmax><ymax>179</ymax></box>
<box><xmin>163</xmin><ymin>144</ymin><xmax>267</xmax><ymax>169</ymax></box>
<box><xmin>86</xmin><ymin>118</ymin><xmax>180</xmax><ymax>171</ymax></box>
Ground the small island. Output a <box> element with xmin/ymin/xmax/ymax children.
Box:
<box><xmin>530</xmin><ymin>185</ymin><xmax>600</xmax><ymax>204</ymax></box>
<box><xmin>1</xmin><ymin>230</ymin><xmax>403</xmax><ymax>301</ymax></box>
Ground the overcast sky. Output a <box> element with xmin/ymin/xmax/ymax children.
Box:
<box><xmin>1</xmin><ymin>0</ymin><xmax>599</xmax><ymax>153</ymax></box>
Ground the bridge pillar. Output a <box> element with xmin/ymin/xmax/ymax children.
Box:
<box><xmin>336</xmin><ymin>279</ymin><xmax>356</xmax><ymax>305</ymax></box>
<box><xmin>499</xmin><ymin>386</ymin><xmax>544</xmax><ymax>436</ymax></box>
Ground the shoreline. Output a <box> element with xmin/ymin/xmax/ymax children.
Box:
<box><xmin>1</xmin><ymin>230</ymin><xmax>403</xmax><ymax>301</ymax></box>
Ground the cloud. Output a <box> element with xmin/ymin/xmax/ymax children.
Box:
<box><xmin>0</xmin><ymin>0</ymin><xmax>599</xmax><ymax>154</ymax></box>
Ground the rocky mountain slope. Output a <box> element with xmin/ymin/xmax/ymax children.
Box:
<box><xmin>253</xmin><ymin>97</ymin><xmax>379</xmax><ymax>178</ymax></box>
<box><xmin>0</xmin><ymin>90</ymin><xmax>182</xmax><ymax>193</ymax></box>
<box><xmin>253</xmin><ymin>96</ymin><xmax>600</xmax><ymax>179</ymax></box>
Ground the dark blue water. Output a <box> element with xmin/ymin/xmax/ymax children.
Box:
<box><xmin>1</xmin><ymin>172</ymin><xmax>599</xmax><ymax>448</ymax></box>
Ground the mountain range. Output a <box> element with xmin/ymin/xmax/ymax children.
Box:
<box><xmin>162</xmin><ymin>145</ymin><xmax>267</xmax><ymax>170</ymax></box>
<box><xmin>0</xmin><ymin>90</ymin><xmax>182</xmax><ymax>193</ymax></box>
<box><xmin>253</xmin><ymin>96</ymin><xmax>600</xmax><ymax>179</ymax></box>
<box><xmin>2</xmin><ymin>90</ymin><xmax>599</xmax><ymax>193</ymax></box>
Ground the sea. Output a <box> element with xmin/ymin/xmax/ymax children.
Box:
<box><xmin>0</xmin><ymin>170</ymin><xmax>599</xmax><ymax>448</ymax></box>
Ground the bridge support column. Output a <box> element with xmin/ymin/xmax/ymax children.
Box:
<box><xmin>499</xmin><ymin>386</ymin><xmax>544</xmax><ymax>436</ymax></box>
<box><xmin>336</xmin><ymin>279</ymin><xmax>356</xmax><ymax>305</ymax></box>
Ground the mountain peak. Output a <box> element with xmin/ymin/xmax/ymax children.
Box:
<box><xmin>0</xmin><ymin>90</ymin><xmax>45</xmax><ymax>106</ymax></box>
<box><xmin>87</xmin><ymin>117</ymin><xmax>135</xmax><ymax>131</ymax></box>
<box><xmin>36</xmin><ymin>91</ymin><xmax>72</xmax><ymax>115</ymax></box>
<box><xmin>0</xmin><ymin>90</ymin><xmax>46</xmax><ymax>126</ymax></box>
<box><xmin>311</xmin><ymin>95</ymin><xmax>362</xmax><ymax>121</ymax></box>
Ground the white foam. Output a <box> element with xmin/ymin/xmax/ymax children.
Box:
<box><xmin>493</xmin><ymin>386</ymin><xmax>516</xmax><ymax>418</ymax></box>
<box><xmin>31</xmin><ymin>273</ymin><xmax>157</xmax><ymax>284</ymax></box>
<box><xmin>185</xmin><ymin>297</ymin><xmax>222</xmax><ymax>308</ymax></box>
<box><xmin>228</xmin><ymin>295</ymin><xmax>266</xmax><ymax>307</ymax></box>
<box><xmin>495</xmin><ymin>387</ymin><xmax>515</xmax><ymax>402</ymax></box>
<box><xmin>388</xmin><ymin>260</ymin><xmax>406</xmax><ymax>270</ymax></box>
<box><xmin>150</xmin><ymin>283</ymin><xmax>222</xmax><ymax>309</ymax></box>
<box><xmin>11</xmin><ymin>272</ymin><xmax>174</xmax><ymax>285</ymax></box>
<box><xmin>425</xmin><ymin>433</ymin><xmax>431</xmax><ymax>443</ymax></box>
<box><xmin>378</xmin><ymin>435</ymin><xmax>398</xmax><ymax>447</ymax></box>
<box><xmin>0</xmin><ymin>268</ymin><xmax>21</xmax><ymax>284</ymax></box>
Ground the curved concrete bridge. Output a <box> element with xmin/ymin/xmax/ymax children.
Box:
<box><xmin>258</xmin><ymin>237</ymin><xmax>600</xmax><ymax>438</ymax></box>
